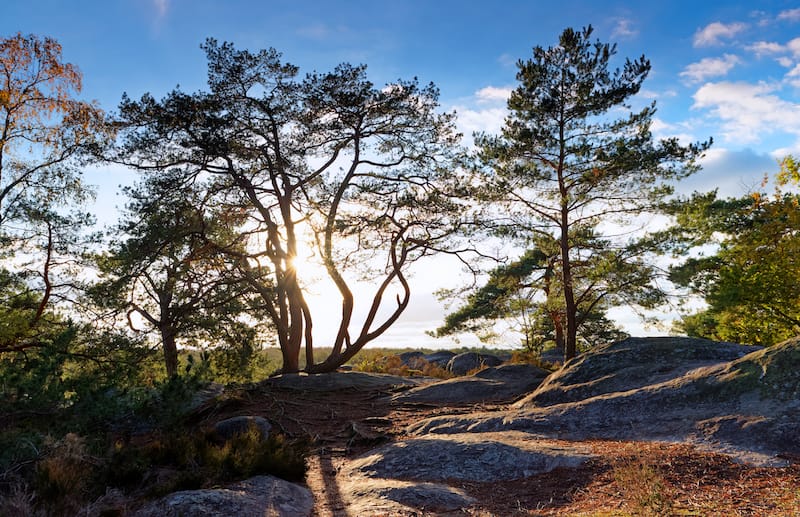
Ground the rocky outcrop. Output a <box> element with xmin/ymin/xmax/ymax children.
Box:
<box><xmin>447</xmin><ymin>352</ymin><xmax>503</xmax><ymax>375</ymax></box>
<box><xmin>212</xmin><ymin>415</ymin><xmax>272</xmax><ymax>442</ymax></box>
<box><xmin>517</xmin><ymin>337</ymin><xmax>762</xmax><ymax>408</ymax></box>
<box><xmin>132</xmin><ymin>475</ymin><xmax>314</xmax><ymax>516</ymax></box>
<box><xmin>409</xmin><ymin>337</ymin><xmax>800</xmax><ymax>465</ymax></box>
<box><xmin>423</xmin><ymin>350</ymin><xmax>456</xmax><ymax>367</ymax></box>
<box><xmin>392</xmin><ymin>364</ymin><xmax>549</xmax><ymax>405</ymax></box>
<box><xmin>339</xmin><ymin>432</ymin><xmax>591</xmax><ymax>514</ymax></box>
<box><xmin>260</xmin><ymin>370</ymin><xmax>424</xmax><ymax>391</ymax></box>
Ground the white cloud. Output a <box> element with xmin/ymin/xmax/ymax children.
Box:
<box><xmin>611</xmin><ymin>18</ymin><xmax>638</xmax><ymax>39</ymax></box>
<box><xmin>475</xmin><ymin>86</ymin><xmax>512</xmax><ymax>103</ymax></box>
<box><xmin>680</xmin><ymin>54</ymin><xmax>741</xmax><ymax>83</ymax></box>
<box><xmin>787</xmin><ymin>64</ymin><xmax>800</xmax><ymax>77</ymax></box>
<box><xmin>778</xmin><ymin>56</ymin><xmax>794</xmax><ymax>67</ymax></box>
<box><xmin>692</xmin><ymin>81</ymin><xmax>800</xmax><ymax>143</ymax></box>
<box><xmin>693</xmin><ymin>22</ymin><xmax>747</xmax><ymax>47</ymax></box>
<box><xmin>637</xmin><ymin>88</ymin><xmax>677</xmax><ymax>100</ymax></box>
<box><xmin>453</xmin><ymin>107</ymin><xmax>507</xmax><ymax>139</ymax></box>
<box><xmin>685</xmin><ymin>148</ymin><xmax>777</xmax><ymax>197</ymax></box>
<box><xmin>788</xmin><ymin>37</ymin><xmax>800</xmax><ymax>56</ymax></box>
<box><xmin>746</xmin><ymin>40</ymin><xmax>785</xmax><ymax>56</ymax></box>
<box><xmin>778</xmin><ymin>8</ymin><xmax>800</xmax><ymax>22</ymax></box>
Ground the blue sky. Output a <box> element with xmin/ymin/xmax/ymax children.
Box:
<box><xmin>4</xmin><ymin>1</ymin><xmax>800</xmax><ymax>347</ymax></box>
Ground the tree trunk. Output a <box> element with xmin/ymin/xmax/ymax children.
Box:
<box><xmin>161</xmin><ymin>326</ymin><xmax>179</xmax><ymax>377</ymax></box>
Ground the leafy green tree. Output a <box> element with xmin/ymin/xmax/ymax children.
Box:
<box><xmin>669</xmin><ymin>163</ymin><xmax>800</xmax><ymax>345</ymax></box>
<box><xmin>0</xmin><ymin>33</ymin><xmax>107</xmax><ymax>353</ymax></box>
<box><xmin>111</xmin><ymin>40</ymin><xmax>467</xmax><ymax>373</ymax></box>
<box><xmin>437</xmin><ymin>239</ymin><xmax>627</xmax><ymax>354</ymax></box>
<box><xmin>472</xmin><ymin>26</ymin><xmax>709</xmax><ymax>359</ymax></box>
<box><xmin>90</xmin><ymin>173</ymin><xmax>272</xmax><ymax>377</ymax></box>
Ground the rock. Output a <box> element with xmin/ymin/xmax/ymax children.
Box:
<box><xmin>132</xmin><ymin>475</ymin><xmax>314</xmax><ymax>517</ymax></box>
<box><xmin>343</xmin><ymin>479</ymin><xmax>476</xmax><ymax>515</ymax></box>
<box><xmin>345</xmin><ymin>431</ymin><xmax>591</xmax><ymax>482</ymax></box>
<box><xmin>539</xmin><ymin>348</ymin><xmax>565</xmax><ymax>365</ymax></box>
<box><xmin>337</xmin><ymin>432</ymin><xmax>590</xmax><ymax>514</ymax></box>
<box><xmin>397</xmin><ymin>351</ymin><xmax>426</xmax><ymax>368</ymax></box>
<box><xmin>260</xmin><ymin>371</ymin><xmax>424</xmax><ymax>391</ymax></box>
<box><xmin>423</xmin><ymin>350</ymin><xmax>456</xmax><ymax>367</ymax></box>
<box><xmin>393</xmin><ymin>364</ymin><xmax>549</xmax><ymax>405</ymax></box>
<box><xmin>447</xmin><ymin>352</ymin><xmax>503</xmax><ymax>375</ymax></box>
<box><xmin>213</xmin><ymin>416</ymin><xmax>272</xmax><ymax>442</ymax></box>
<box><xmin>516</xmin><ymin>336</ymin><xmax>762</xmax><ymax>408</ymax></box>
<box><xmin>408</xmin><ymin>337</ymin><xmax>800</xmax><ymax>465</ymax></box>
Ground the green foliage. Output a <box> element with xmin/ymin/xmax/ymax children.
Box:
<box><xmin>669</xmin><ymin>171</ymin><xmax>800</xmax><ymax>345</ymax></box>
<box><xmin>463</xmin><ymin>25</ymin><xmax>708</xmax><ymax>359</ymax></box>
<box><xmin>112</xmin><ymin>39</ymin><xmax>468</xmax><ymax>373</ymax></box>
<box><xmin>104</xmin><ymin>424</ymin><xmax>307</xmax><ymax>496</ymax></box>
<box><xmin>350</xmin><ymin>351</ymin><xmax>453</xmax><ymax>378</ymax></box>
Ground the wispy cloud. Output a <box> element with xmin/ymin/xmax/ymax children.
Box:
<box><xmin>475</xmin><ymin>86</ymin><xmax>512</xmax><ymax>103</ymax></box>
<box><xmin>692</xmin><ymin>81</ymin><xmax>800</xmax><ymax>143</ymax></box>
<box><xmin>611</xmin><ymin>18</ymin><xmax>638</xmax><ymax>39</ymax></box>
<box><xmin>680</xmin><ymin>54</ymin><xmax>741</xmax><ymax>83</ymax></box>
<box><xmin>746</xmin><ymin>41</ymin><xmax>785</xmax><ymax>57</ymax></box>
<box><xmin>693</xmin><ymin>22</ymin><xmax>747</xmax><ymax>47</ymax></box>
<box><xmin>778</xmin><ymin>8</ymin><xmax>800</xmax><ymax>22</ymax></box>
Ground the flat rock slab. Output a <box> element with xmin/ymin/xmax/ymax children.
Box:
<box><xmin>261</xmin><ymin>371</ymin><xmax>428</xmax><ymax>391</ymax></box>
<box><xmin>392</xmin><ymin>364</ymin><xmax>549</xmax><ymax>405</ymax></box>
<box><xmin>132</xmin><ymin>475</ymin><xmax>313</xmax><ymax>517</ymax></box>
<box><xmin>409</xmin><ymin>338</ymin><xmax>800</xmax><ymax>465</ymax></box>
<box><xmin>344</xmin><ymin>431</ymin><xmax>592</xmax><ymax>482</ymax></box>
<box><xmin>342</xmin><ymin>478</ymin><xmax>476</xmax><ymax>515</ymax></box>
<box><xmin>518</xmin><ymin>336</ymin><xmax>762</xmax><ymax>408</ymax></box>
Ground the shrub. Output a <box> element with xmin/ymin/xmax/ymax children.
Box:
<box><xmin>613</xmin><ymin>455</ymin><xmax>674</xmax><ymax>516</ymax></box>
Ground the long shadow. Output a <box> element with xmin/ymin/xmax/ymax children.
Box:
<box><xmin>314</xmin><ymin>452</ymin><xmax>349</xmax><ymax>517</ymax></box>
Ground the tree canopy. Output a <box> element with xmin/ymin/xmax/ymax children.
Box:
<box><xmin>462</xmin><ymin>26</ymin><xmax>709</xmax><ymax>359</ymax></box>
<box><xmin>111</xmin><ymin>40</ymin><xmax>469</xmax><ymax>373</ymax></box>
<box><xmin>0</xmin><ymin>33</ymin><xmax>107</xmax><ymax>354</ymax></box>
<box><xmin>669</xmin><ymin>157</ymin><xmax>800</xmax><ymax>345</ymax></box>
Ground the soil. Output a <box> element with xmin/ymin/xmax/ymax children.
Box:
<box><xmin>190</xmin><ymin>380</ymin><xmax>800</xmax><ymax>516</ymax></box>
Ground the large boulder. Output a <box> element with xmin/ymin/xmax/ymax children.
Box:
<box><xmin>397</xmin><ymin>351</ymin><xmax>426</xmax><ymax>368</ymax></box>
<box><xmin>516</xmin><ymin>336</ymin><xmax>762</xmax><ymax>407</ymax></box>
<box><xmin>213</xmin><ymin>416</ymin><xmax>272</xmax><ymax>442</ymax></box>
<box><xmin>132</xmin><ymin>475</ymin><xmax>314</xmax><ymax>517</ymax></box>
<box><xmin>423</xmin><ymin>350</ymin><xmax>456</xmax><ymax>367</ymax></box>
<box><xmin>393</xmin><ymin>364</ymin><xmax>550</xmax><ymax>405</ymax></box>
<box><xmin>447</xmin><ymin>352</ymin><xmax>503</xmax><ymax>375</ymax></box>
<box><xmin>409</xmin><ymin>337</ymin><xmax>800</xmax><ymax>465</ymax></box>
<box><xmin>260</xmin><ymin>371</ymin><xmax>424</xmax><ymax>391</ymax></box>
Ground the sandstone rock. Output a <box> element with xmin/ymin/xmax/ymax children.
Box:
<box><xmin>408</xmin><ymin>337</ymin><xmax>800</xmax><ymax>465</ymax></box>
<box><xmin>343</xmin><ymin>479</ymin><xmax>476</xmax><ymax>515</ymax></box>
<box><xmin>132</xmin><ymin>475</ymin><xmax>313</xmax><ymax>517</ymax></box>
<box><xmin>516</xmin><ymin>336</ymin><xmax>762</xmax><ymax>408</ymax></box>
<box><xmin>345</xmin><ymin>432</ymin><xmax>591</xmax><ymax>482</ymax></box>
<box><xmin>447</xmin><ymin>352</ymin><xmax>503</xmax><ymax>375</ymax></box>
<box><xmin>260</xmin><ymin>371</ymin><xmax>424</xmax><ymax>391</ymax></box>
<box><xmin>397</xmin><ymin>351</ymin><xmax>426</xmax><ymax>367</ymax></box>
<box><xmin>213</xmin><ymin>415</ymin><xmax>272</xmax><ymax>442</ymax></box>
<box><xmin>393</xmin><ymin>364</ymin><xmax>549</xmax><ymax>405</ymax></box>
<box><xmin>423</xmin><ymin>350</ymin><xmax>456</xmax><ymax>367</ymax></box>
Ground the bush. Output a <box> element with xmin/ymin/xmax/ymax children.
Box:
<box><xmin>613</xmin><ymin>454</ymin><xmax>674</xmax><ymax>516</ymax></box>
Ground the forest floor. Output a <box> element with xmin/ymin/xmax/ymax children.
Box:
<box><xmin>192</xmin><ymin>381</ymin><xmax>800</xmax><ymax>516</ymax></box>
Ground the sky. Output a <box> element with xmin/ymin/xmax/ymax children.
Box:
<box><xmin>4</xmin><ymin>1</ymin><xmax>800</xmax><ymax>349</ymax></box>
